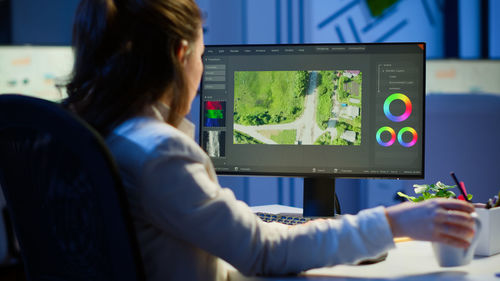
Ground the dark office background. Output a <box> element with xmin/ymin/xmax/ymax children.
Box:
<box><xmin>1</xmin><ymin>0</ymin><xmax>499</xmax><ymax>214</ymax></box>
<box><xmin>4</xmin><ymin>0</ymin><xmax>499</xmax><ymax>58</ymax></box>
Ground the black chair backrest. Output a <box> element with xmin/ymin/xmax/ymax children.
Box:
<box><xmin>0</xmin><ymin>94</ymin><xmax>145</xmax><ymax>281</ymax></box>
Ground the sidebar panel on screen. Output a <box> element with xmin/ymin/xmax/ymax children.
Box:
<box><xmin>202</xmin><ymin>55</ymin><xmax>228</xmax><ymax>160</ymax></box>
<box><xmin>371</xmin><ymin>45</ymin><xmax>424</xmax><ymax>177</ymax></box>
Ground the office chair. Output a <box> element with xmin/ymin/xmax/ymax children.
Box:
<box><xmin>0</xmin><ymin>94</ymin><xmax>146</xmax><ymax>281</ymax></box>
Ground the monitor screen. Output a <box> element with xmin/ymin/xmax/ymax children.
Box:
<box><xmin>199</xmin><ymin>43</ymin><xmax>425</xmax><ymax>215</ymax></box>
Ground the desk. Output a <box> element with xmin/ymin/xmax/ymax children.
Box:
<box><xmin>227</xmin><ymin>205</ymin><xmax>500</xmax><ymax>281</ymax></box>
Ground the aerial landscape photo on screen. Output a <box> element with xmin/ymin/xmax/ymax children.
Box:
<box><xmin>233</xmin><ymin>70</ymin><xmax>362</xmax><ymax>145</ymax></box>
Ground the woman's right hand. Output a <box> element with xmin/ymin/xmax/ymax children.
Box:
<box><xmin>385</xmin><ymin>199</ymin><xmax>475</xmax><ymax>248</ymax></box>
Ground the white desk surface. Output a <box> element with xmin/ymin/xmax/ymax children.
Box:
<box><xmin>228</xmin><ymin>205</ymin><xmax>500</xmax><ymax>281</ymax></box>
<box><xmin>250</xmin><ymin>204</ymin><xmax>303</xmax><ymax>215</ymax></box>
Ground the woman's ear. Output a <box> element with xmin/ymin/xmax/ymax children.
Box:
<box><xmin>176</xmin><ymin>40</ymin><xmax>189</xmax><ymax>65</ymax></box>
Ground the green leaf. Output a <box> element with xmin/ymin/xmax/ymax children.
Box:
<box><xmin>435</xmin><ymin>190</ymin><xmax>447</xmax><ymax>197</ymax></box>
<box><xmin>435</xmin><ymin>181</ymin><xmax>455</xmax><ymax>190</ymax></box>
<box><xmin>428</xmin><ymin>185</ymin><xmax>440</xmax><ymax>193</ymax></box>
<box><xmin>422</xmin><ymin>192</ymin><xmax>433</xmax><ymax>200</ymax></box>
<box><xmin>413</xmin><ymin>196</ymin><xmax>425</xmax><ymax>202</ymax></box>
<box><xmin>397</xmin><ymin>192</ymin><xmax>417</xmax><ymax>202</ymax></box>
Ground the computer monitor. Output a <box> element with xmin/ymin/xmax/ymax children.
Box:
<box><xmin>199</xmin><ymin>43</ymin><xmax>425</xmax><ymax>217</ymax></box>
<box><xmin>0</xmin><ymin>45</ymin><xmax>73</xmax><ymax>101</ymax></box>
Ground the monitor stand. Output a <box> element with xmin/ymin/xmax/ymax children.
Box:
<box><xmin>303</xmin><ymin>177</ymin><xmax>339</xmax><ymax>217</ymax></box>
<box><xmin>302</xmin><ymin>177</ymin><xmax>387</xmax><ymax>264</ymax></box>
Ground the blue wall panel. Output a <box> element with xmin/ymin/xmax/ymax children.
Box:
<box><xmin>11</xmin><ymin>0</ymin><xmax>79</xmax><ymax>45</ymax></box>
<box><xmin>459</xmin><ymin>0</ymin><xmax>480</xmax><ymax>59</ymax></box>
<box><xmin>308</xmin><ymin>0</ymin><xmax>444</xmax><ymax>58</ymax></box>
<box><xmin>490</xmin><ymin>0</ymin><xmax>500</xmax><ymax>58</ymax></box>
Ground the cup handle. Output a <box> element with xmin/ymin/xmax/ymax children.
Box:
<box><xmin>466</xmin><ymin>212</ymin><xmax>482</xmax><ymax>255</ymax></box>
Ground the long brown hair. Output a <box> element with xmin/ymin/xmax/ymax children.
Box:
<box><xmin>64</xmin><ymin>0</ymin><xmax>201</xmax><ymax>136</ymax></box>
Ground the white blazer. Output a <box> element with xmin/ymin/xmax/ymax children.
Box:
<box><xmin>106</xmin><ymin>103</ymin><xmax>395</xmax><ymax>281</ymax></box>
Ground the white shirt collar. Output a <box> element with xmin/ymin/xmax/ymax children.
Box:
<box><xmin>151</xmin><ymin>103</ymin><xmax>195</xmax><ymax>139</ymax></box>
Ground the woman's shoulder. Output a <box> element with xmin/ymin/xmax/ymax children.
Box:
<box><xmin>107</xmin><ymin>116</ymin><xmax>205</xmax><ymax>160</ymax></box>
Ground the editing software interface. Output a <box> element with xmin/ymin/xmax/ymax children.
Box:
<box><xmin>200</xmin><ymin>43</ymin><xmax>425</xmax><ymax>179</ymax></box>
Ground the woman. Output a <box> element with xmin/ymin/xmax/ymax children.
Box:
<box><xmin>64</xmin><ymin>1</ymin><xmax>476</xmax><ymax>280</ymax></box>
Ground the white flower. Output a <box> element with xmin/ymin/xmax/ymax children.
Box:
<box><xmin>413</xmin><ymin>184</ymin><xmax>428</xmax><ymax>194</ymax></box>
<box><xmin>435</xmin><ymin>181</ymin><xmax>446</xmax><ymax>189</ymax></box>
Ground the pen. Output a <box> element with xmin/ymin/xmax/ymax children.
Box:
<box><xmin>450</xmin><ymin>172</ymin><xmax>471</xmax><ymax>202</ymax></box>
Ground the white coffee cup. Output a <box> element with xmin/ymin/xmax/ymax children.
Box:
<box><xmin>432</xmin><ymin>212</ymin><xmax>482</xmax><ymax>267</ymax></box>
